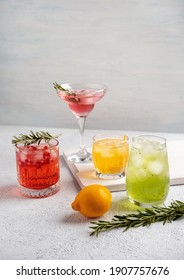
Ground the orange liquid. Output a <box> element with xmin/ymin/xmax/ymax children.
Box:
<box><xmin>16</xmin><ymin>145</ymin><xmax>60</xmax><ymax>189</ymax></box>
<box><xmin>92</xmin><ymin>138</ymin><xmax>129</xmax><ymax>175</ymax></box>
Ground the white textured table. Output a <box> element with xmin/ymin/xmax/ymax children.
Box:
<box><xmin>0</xmin><ymin>125</ymin><xmax>184</xmax><ymax>260</ymax></box>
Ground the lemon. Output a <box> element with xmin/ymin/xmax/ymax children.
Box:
<box><xmin>71</xmin><ymin>184</ymin><xmax>112</xmax><ymax>218</ymax></box>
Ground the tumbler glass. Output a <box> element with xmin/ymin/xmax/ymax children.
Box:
<box><xmin>92</xmin><ymin>134</ymin><xmax>129</xmax><ymax>179</ymax></box>
<box><xmin>126</xmin><ymin>135</ymin><xmax>170</xmax><ymax>207</ymax></box>
<box><xmin>15</xmin><ymin>139</ymin><xmax>60</xmax><ymax>198</ymax></box>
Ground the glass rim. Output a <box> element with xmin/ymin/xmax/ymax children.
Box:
<box><xmin>60</xmin><ymin>83</ymin><xmax>107</xmax><ymax>93</ymax></box>
<box><xmin>15</xmin><ymin>138</ymin><xmax>59</xmax><ymax>150</ymax></box>
<box><xmin>132</xmin><ymin>135</ymin><xmax>166</xmax><ymax>144</ymax></box>
<box><xmin>93</xmin><ymin>133</ymin><xmax>129</xmax><ymax>142</ymax></box>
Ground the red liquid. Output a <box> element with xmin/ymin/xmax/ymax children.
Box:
<box><xmin>16</xmin><ymin>144</ymin><xmax>60</xmax><ymax>189</ymax></box>
<box><xmin>57</xmin><ymin>89</ymin><xmax>104</xmax><ymax>117</ymax></box>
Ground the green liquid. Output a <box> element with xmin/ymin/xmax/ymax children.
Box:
<box><xmin>126</xmin><ymin>146</ymin><xmax>170</xmax><ymax>206</ymax></box>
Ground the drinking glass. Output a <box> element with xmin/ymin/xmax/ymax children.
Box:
<box><xmin>92</xmin><ymin>133</ymin><xmax>129</xmax><ymax>179</ymax></box>
<box><xmin>55</xmin><ymin>83</ymin><xmax>106</xmax><ymax>163</ymax></box>
<box><xmin>15</xmin><ymin>139</ymin><xmax>60</xmax><ymax>198</ymax></box>
<box><xmin>126</xmin><ymin>135</ymin><xmax>170</xmax><ymax>207</ymax></box>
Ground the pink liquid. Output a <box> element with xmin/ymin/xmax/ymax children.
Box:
<box><xmin>57</xmin><ymin>89</ymin><xmax>104</xmax><ymax>117</ymax></box>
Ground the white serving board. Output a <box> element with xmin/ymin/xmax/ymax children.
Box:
<box><xmin>62</xmin><ymin>140</ymin><xmax>184</xmax><ymax>192</ymax></box>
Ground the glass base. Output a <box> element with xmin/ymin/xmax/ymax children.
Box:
<box><xmin>18</xmin><ymin>183</ymin><xmax>60</xmax><ymax>198</ymax></box>
<box><xmin>67</xmin><ymin>149</ymin><xmax>92</xmax><ymax>163</ymax></box>
<box><xmin>129</xmin><ymin>198</ymin><xmax>164</xmax><ymax>208</ymax></box>
<box><xmin>95</xmin><ymin>170</ymin><xmax>125</xmax><ymax>180</ymax></box>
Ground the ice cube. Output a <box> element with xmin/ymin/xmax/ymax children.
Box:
<box><xmin>34</xmin><ymin>152</ymin><xmax>44</xmax><ymax>162</ymax></box>
<box><xmin>142</xmin><ymin>141</ymin><xmax>154</xmax><ymax>156</ymax></box>
<box><xmin>101</xmin><ymin>149</ymin><xmax>114</xmax><ymax>158</ymax></box>
<box><xmin>132</xmin><ymin>154</ymin><xmax>143</xmax><ymax>168</ymax></box>
<box><xmin>50</xmin><ymin>149</ymin><xmax>58</xmax><ymax>159</ymax></box>
<box><xmin>136</xmin><ymin>137</ymin><xmax>144</xmax><ymax>144</ymax></box>
<box><xmin>152</xmin><ymin>141</ymin><xmax>164</xmax><ymax>151</ymax></box>
<box><xmin>136</xmin><ymin>167</ymin><xmax>147</xmax><ymax>178</ymax></box>
<box><xmin>19</xmin><ymin>151</ymin><xmax>28</xmax><ymax>162</ymax></box>
<box><xmin>148</xmin><ymin>161</ymin><xmax>163</xmax><ymax>175</ymax></box>
<box><xmin>98</xmin><ymin>140</ymin><xmax>107</xmax><ymax>147</ymax></box>
<box><xmin>79</xmin><ymin>89</ymin><xmax>91</xmax><ymax>94</ymax></box>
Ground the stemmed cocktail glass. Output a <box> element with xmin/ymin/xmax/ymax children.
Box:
<box><xmin>54</xmin><ymin>83</ymin><xmax>106</xmax><ymax>163</ymax></box>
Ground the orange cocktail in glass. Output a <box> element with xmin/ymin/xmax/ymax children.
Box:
<box><xmin>92</xmin><ymin>134</ymin><xmax>129</xmax><ymax>179</ymax></box>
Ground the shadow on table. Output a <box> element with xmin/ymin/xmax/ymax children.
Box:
<box><xmin>0</xmin><ymin>185</ymin><xmax>25</xmax><ymax>201</ymax></box>
<box><xmin>61</xmin><ymin>212</ymin><xmax>90</xmax><ymax>224</ymax></box>
<box><xmin>60</xmin><ymin>199</ymin><xmax>143</xmax><ymax>225</ymax></box>
<box><xmin>111</xmin><ymin>197</ymin><xmax>144</xmax><ymax>213</ymax></box>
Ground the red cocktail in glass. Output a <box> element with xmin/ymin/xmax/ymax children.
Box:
<box><xmin>15</xmin><ymin>139</ymin><xmax>60</xmax><ymax>198</ymax></box>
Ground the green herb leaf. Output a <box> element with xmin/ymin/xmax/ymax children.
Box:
<box><xmin>89</xmin><ymin>200</ymin><xmax>184</xmax><ymax>236</ymax></box>
<box><xmin>53</xmin><ymin>82</ymin><xmax>80</xmax><ymax>103</ymax></box>
<box><xmin>12</xmin><ymin>130</ymin><xmax>61</xmax><ymax>146</ymax></box>
<box><xmin>53</xmin><ymin>82</ymin><xmax>70</xmax><ymax>92</ymax></box>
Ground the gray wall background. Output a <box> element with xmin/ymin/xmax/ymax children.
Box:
<box><xmin>1</xmin><ymin>0</ymin><xmax>184</xmax><ymax>133</ymax></box>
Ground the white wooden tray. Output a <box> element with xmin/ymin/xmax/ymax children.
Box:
<box><xmin>62</xmin><ymin>140</ymin><xmax>184</xmax><ymax>192</ymax></box>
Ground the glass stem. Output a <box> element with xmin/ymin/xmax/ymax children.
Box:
<box><xmin>77</xmin><ymin>116</ymin><xmax>87</xmax><ymax>151</ymax></box>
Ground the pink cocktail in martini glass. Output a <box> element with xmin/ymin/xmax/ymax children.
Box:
<box><xmin>54</xmin><ymin>83</ymin><xmax>106</xmax><ymax>163</ymax></box>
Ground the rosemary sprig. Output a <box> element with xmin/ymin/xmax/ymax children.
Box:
<box><xmin>90</xmin><ymin>200</ymin><xmax>184</xmax><ymax>236</ymax></box>
<box><xmin>53</xmin><ymin>82</ymin><xmax>70</xmax><ymax>93</ymax></box>
<box><xmin>53</xmin><ymin>82</ymin><xmax>80</xmax><ymax>103</ymax></box>
<box><xmin>12</xmin><ymin>130</ymin><xmax>61</xmax><ymax>146</ymax></box>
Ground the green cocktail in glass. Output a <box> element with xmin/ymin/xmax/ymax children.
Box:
<box><xmin>126</xmin><ymin>135</ymin><xmax>170</xmax><ymax>207</ymax></box>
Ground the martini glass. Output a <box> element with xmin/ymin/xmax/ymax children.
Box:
<box><xmin>54</xmin><ymin>83</ymin><xmax>106</xmax><ymax>163</ymax></box>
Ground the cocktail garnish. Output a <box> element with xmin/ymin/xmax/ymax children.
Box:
<box><xmin>53</xmin><ymin>82</ymin><xmax>80</xmax><ymax>103</ymax></box>
<box><xmin>12</xmin><ymin>130</ymin><xmax>61</xmax><ymax>146</ymax></box>
<box><xmin>53</xmin><ymin>82</ymin><xmax>71</xmax><ymax>93</ymax></box>
<box><xmin>89</xmin><ymin>200</ymin><xmax>184</xmax><ymax>236</ymax></box>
